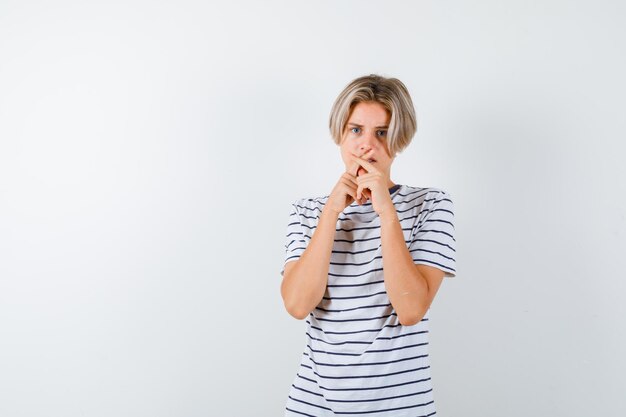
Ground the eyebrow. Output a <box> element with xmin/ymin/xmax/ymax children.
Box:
<box><xmin>347</xmin><ymin>123</ymin><xmax>389</xmax><ymax>129</ymax></box>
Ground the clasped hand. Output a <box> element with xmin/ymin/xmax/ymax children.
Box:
<box><xmin>350</xmin><ymin>150</ymin><xmax>394</xmax><ymax>215</ymax></box>
<box><xmin>326</xmin><ymin>149</ymin><xmax>395</xmax><ymax>216</ymax></box>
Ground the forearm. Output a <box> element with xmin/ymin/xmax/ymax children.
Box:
<box><xmin>379</xmin><ymin>209</ymin><xmax>429</xmax><ymax>325</ymax></box>
<box><xmin>281</xmin><ymin>206</ymin><xmax>339</xmax><ymax>319</ymax></box>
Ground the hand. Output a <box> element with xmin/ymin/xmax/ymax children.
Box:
<box><xmin>347</xmin><ymin>148</ymin><xmax>373</xmax><ymax>203</ymax></box>
<box><xmin>351</xmin><ymin>152</ymin><xmax>395</xmax><ymax>215</ymax></box>
<box><xmin>325</xmin><ymin>151</ymin><xmax>373</xmax><ymax>216</ymax></box>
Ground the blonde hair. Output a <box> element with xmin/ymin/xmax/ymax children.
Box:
<box><xmin>329</xmin><ymin>74</ymin><xmax>417</xmax><ymax>157</ymax></box>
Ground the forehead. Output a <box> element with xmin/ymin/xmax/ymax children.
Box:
<box><xmin>347</xmin><ymin>101</ymin><xmax>390</xmax><ymax>126</ymax></box>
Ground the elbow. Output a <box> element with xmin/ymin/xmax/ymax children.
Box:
<box><xmin>290</xmin><ymin>309</ymin><xmax>310</xmax><ymax>320</ymax></box>
<box><xmin>398</xmin><ymin>315</ymin><xmax>420</xmax><ymax>326</ymax></box>
<box><xmin>397</xmin><ymin>293</ymin><xmax>432</xmax><ymax>326</ymax></box>
<box><xmin>285</xmin><ymin>303</ymin><xmax>310</xmax><ymax>320</ymax></box>
<box><xmin>280</xmin><ymin>278</ymin><xmax>312</xmax><ymax>320</ymax></box>
<box><xmin>280</xmin><ymin>269</ymin><xmax>317</xmax><ymax>320</ymax></box>
<box><xmin>397</xmin><ymin>310</ymin><xmax>426</xmax><ymax>326</ymax></box>
<box><xmin>281</xmin><ymin>295</ymin><xmax>311</xmax><ymax>320</ymax></box>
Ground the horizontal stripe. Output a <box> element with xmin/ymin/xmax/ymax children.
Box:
<box><xmin>421</xmin><ymin>207</ymin><xmax>453</xmax><ymax>217</ymax></box>
<box><xmin>307</xmin><ymin>325</ymin><xmax>396</xmax><ymax>336</ymax></box>
<box><xmin>333</xmin><ymin>235</ymin><xmax>408</xmax><ymax>244</ymax></box>
<box><xmin>313</xmin><ymin>313</ymin><xmax>397</xmax><ymax>323</ymax></box>
<box><xmin>322</xmin><ymin>290</ymin><xmax>388</xmax><ymax>301</ymax></box>
<box><xmin>296</xmin><ymin>373</ymin><xmax>432</xmax><ymax>392</ymax></box>
<box><xmin>288</xmin><ymin>396</ymin><xmax>332</xmax><ymax>411</ymax></box>
<box><xmin>293</xmin><ymin>204</ymin><xmax>323</xmax><ymax>213</ymax></box>
<box><xmin>327</xmin><ymin>268</ymin><xmax>384</xmax><ymax>279</ymax></box>
<box><xmin>306</xmin><ymin>329</ymin><xmax>427</xmax><ymax>346</ymax></box>
<box><xmin>326</xmin><ymin>388</ymin><xmax>433</xmax><ymax>404</ymax></box>
<box><xmin>423</xmin><ymin>197</ymin><xmax>452</xmax><ymax>204</ymax></box>
<box><xmin>415</xmin><ymin>229</ymin><xmax>455</xmax><ymax>241</ymax></box>
<box><xmin>291</xmin><ymin>384</ymin><xmax>323</xmax><ymax>398</ymax></box>
<box><xmin>330</xmin><ymin>256</ymin><xmax>383</xmax><ymax>267</ymax></box>
<box><xmin>285</xmin><ymin>238</ymin><xmax>306</xmax><ymax>248</ymax></box>
<box><xmin>412</xmin><ymin>258</ymin><xmax>456</xmax><ymax>273</ymax></box>
<box><xmin>315</xmin><ymin>303</ymin><xmax>391</xmax><ymax>313</ymax></box>
<box><xmin>302</xmin><ymin>363</ymin><xmax>431</xmax><ymax>380</ymax></box>
<box><xmin>422</xmin><ymin>218</ymin><xmax>454</xmax><ymax>228</ymax></box>
<box><xmin>307</xmin><ymin>319</ymin><xmax>427</xmax><ymax>335</ymax></box>
<box><xmin>333</xmin><ymin>400</ymin><xmax>435</xmax><ymax>415</ymax></box>
<box><xmin>410</xmin><ymin>248</ymin><xmax>455</xmax><ymax>262</ymax></box>
<box><xmin>410</xmin><ymin>238</ymin><xmax>455</xmax><ymax>252</ymax></box>
<box><xmin>329</xmin><ymin>248</ymin><xmax>454</xmax><ymax>268</ymax></box>
<box><xmin>291</xmin><ymin>384</ymin><xmax>433</xmax><ymax>404</ymax></box>
<box><xmin>285</xmin><ymin>406</ymin><xmax>316</xmax><ymax>417</ymax></box>
<box><xmin>307</xmin><ymin>342</ymin><xmax>427</xmax><ymax>356</ymax></box>
<box><xmin>306</xmin><ymin>332</ymin><xmax>373</xmax><ymax>346</ymax></box>
<box><xmin>327</xmin><ymin>280</ymin><xmax>384</xmax><ymax>288</ymax></box>
<box><xmin>307</xmin><ymin>353</ymin><xmax>428</xmax><ymax>367</ymax></box>
<box><xmin>306</xmin><ymin>342</ymin><xmax>428</xmax><ymax>356</ymax></box>
<box><xmin>376</xmin><ymin>330</ymin><xmax>428</xmax><ymax>340</ymax></box>
<box><xmin>331</xmin><ymin>246</ymin><xmax>380</xmax><ymax>255</ymax></box>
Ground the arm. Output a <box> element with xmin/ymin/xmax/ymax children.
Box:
<box><xmin>379</xmin><ymin>209</ymin><xmax>445</xmax><ymax>326</ymax></box>
<box><xmin>349</xmin><ymin>154</ymin><xmax>451</xmax><ymax>326</ymax></box>
<box><xmin>280</xmin><ymin>205</ymin><xmax>340</xmax><ymax>320</ymax></box>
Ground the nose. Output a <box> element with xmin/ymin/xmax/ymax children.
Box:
<box><xmin>358</xmin><ymin>130</ymin><xmax>378</xmax><ymax>152</ymax></box>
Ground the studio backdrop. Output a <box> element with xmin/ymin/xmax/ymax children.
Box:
<box><xmin>0</xmin><ymin>1</ymin><xmax>624</xmax><ymax>416</ymax></box>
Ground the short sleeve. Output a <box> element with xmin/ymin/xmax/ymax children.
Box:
<box><xmin>408</xmin><ymin>190</ymin><xmax>457</xmax><ymax>277</ymax></box>
<box><xmin>280</xmin><ymin>202</ymin><xmax>308</xmax><ymax>277</ymax></box>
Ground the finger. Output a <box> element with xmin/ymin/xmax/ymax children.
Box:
<box><xmin>355</xmin><ymin>172</ymin><xmax>378</xmax><ymax>183</ymax></box>
<box><xmin>357</xmin><ymin>184</ymin><xmax>364</xmax><ymax>202</ymax></box>
<box><xmin>355</xmin><ymin>148</ymin><xmax>374</xmax><ymax>165</ymax></box>
<box><xmin>340</xmin><ymin>180</ymin><xmax>359</xmax><ymax>197</ymax></box>
<box><xmin>348</xmin><ymin>151</ymin><xmax>365</xmax><ymax>176</ymax></box>
<box><xmin>349</xmin><ymin>188</ymin><xmax>359</xmax><ymax>203</ymax></box>
<box><xmin>356</xmin><ymin>179</ymin><xmax>375</xmax><ymax>199</ymax></box>
<box><xmin>351</xmin><ymin>149</ymin><xmax>377</xmax><ymax>174</ymax></box>
<box><xmin>340</xmin><ymin>183</ymin><xmax>357</xmax><ymax>201</ymax></box>
<box><xmin>351</xmin><ymin>148</ymin><xmax>375</xmax><ymax>164</ymax></box>
<box><xmin>341</xmin><ymin>173</ymin><xmax>358</xmax><ymax>187</ymax></box>
<box><xmin>348</xmin><ymin>149</ymin><xmax>372</xmax><ymax>176</ymax></box>
<box><xmin>358</xmin><ymin>190</ymin><xmax>368</xmax><ymax>205</ymax></box>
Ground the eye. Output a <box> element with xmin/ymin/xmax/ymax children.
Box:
<box><xmin>350</xmin><ymin>127</ymin><xmax>361</xmax><ymax>134</ymax></box>
<box><xmin>376</xmin><ymin>130</ymin><xmax>387</xmax><ymax>138</ymax></box>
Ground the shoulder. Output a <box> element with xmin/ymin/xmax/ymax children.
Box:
<box><xmin>403</xmin><ymin>184</ymin><xmax>452</xmax><ymax>197</ymax></box>
<box><xmin>401</xmin><ymin>185</ymin><xmax>453</xmax><ymax>203</ymax></box>
<box><xmin>289</xmin><ymin>194</ymin><xmax>329</xmax><ymax>218</ymax></box>
<box><xmin>398</xmin><ymin>186</ymin><xmax>455</xmax><ymax>220</ymax></box>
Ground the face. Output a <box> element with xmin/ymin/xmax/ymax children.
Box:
<box><xmin>339</xmin><ymin>101</ymin><xmax>395</xmax><ymax>180</ymax></box>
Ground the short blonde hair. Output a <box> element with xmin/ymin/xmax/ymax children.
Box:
<box><xmin>329</xmin><ymin>74</ymin><xmax>417</xmax><ymax>157</ymax></box>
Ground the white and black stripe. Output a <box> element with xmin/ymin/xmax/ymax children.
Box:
<box><xmin>282</xmin><ymin>185</ymin><xmax>456</xmax><ymax>417</ymax></box>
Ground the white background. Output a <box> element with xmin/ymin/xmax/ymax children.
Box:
<box><xmin>1</xmin><ymin>1</ymin><xmax>625</xmax><ymax>416</ymax></box>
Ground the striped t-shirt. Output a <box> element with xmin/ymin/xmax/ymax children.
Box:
<box><xmin>281</xmin><ymin>184</ymin><xmax>456</xmax><ymax>417</ymax></box>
